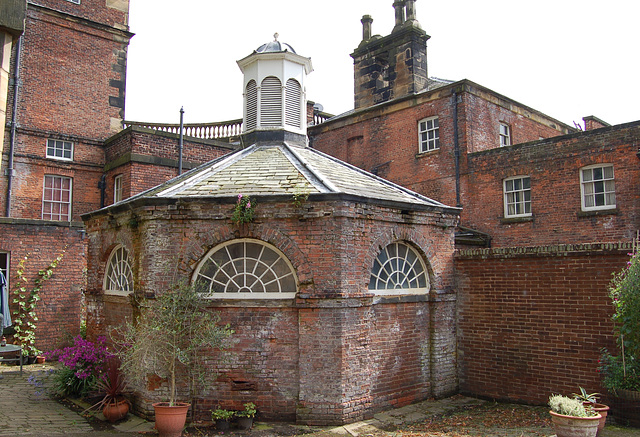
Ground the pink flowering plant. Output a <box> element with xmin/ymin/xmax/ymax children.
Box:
<box><xmin>231</xmin><ymin>193</ymin><xmax>255</xmax><ymax>225</ymax></box>
<box><xmin>599</xmin><ymin>250</ymin><xmax>640</xmax><ymax>392</ymax></box>
<box><xmin>46</xmin><ymin>335</ymin><xmax>112</xmax><ymax>397</ymax></box>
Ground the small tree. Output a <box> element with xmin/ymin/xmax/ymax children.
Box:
<box><xmin>115</xmin><ymin>281</ymin><xmax>233</xmax><ymax>406</ymax></box>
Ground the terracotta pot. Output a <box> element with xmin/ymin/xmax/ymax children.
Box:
<box><xmin>153</xmin><ymin>402</ymin><xmax>190</xmax><ymax>437</ymax></box>
<box><xmin>35</xmin><ymin>356</ymin><xmax>45</xmax><ymax>364</ymax></box>
<box><xmin>584</xmin><ymin>403</ymin><xmax>609</xmax><ymax>437</ymax></box>
<box><xmin>102</xmin><ymin>397</ymin><xmax>130</xmax><ymax>423</ymax></box>
<box><xmin>549</xmin><ymin>410</ymin><xmax>601</xmax><ymax>437</ymax></box>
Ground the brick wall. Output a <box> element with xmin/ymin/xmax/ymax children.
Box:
<box><xmin>455</xmin><ymin>243</ymin><xmax>628</xmax><ymax>404</ymax></box>
<box><xmin>84</xmin><ymin>197</ymin><xmax>458</xmax><ymax>424</ymax></box>
<box><xmin>464</xmin><ymin>121</ymin><xmax>640</xmax><ymax>247</ymax></box>
<box><xmin>102</xmin><ymin>128</ymin><xmax>236</xmax><ymax>204</ymax></box>
<box><xmin>0</xmin><ymin>219</ymin><xmax>86</xmax><ymax>352</ymax></box>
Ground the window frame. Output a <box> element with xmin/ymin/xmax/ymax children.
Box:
<box><xmin>580</xmin><ymin>164</ymin><xmax>616</xmax><ymax>211</ymax></box>
<box><xmin>499</xmin><ymin>122</ymin><xmax>511</xmax><ymax>147</ymax></box>
<box><xmin>114</xmin><ymin>174</ymin><xmax>123</xmax><ymax>204</ymax></box>
<box><xmin>103</xmin><ymin>245</ymin><xmax>134</xmax><ymax>296</ymax></box>
<box><xmin>42</xmin><ymin>175</ymin><xmax>72</xmax><ymax>221</ymax></box>
<box><xmin>369</xmin><ymin>241</ymin><xmax>430</xmax><ymax>296</ymax></box>
<box><xmin>193</xmin><ymin>239</ymin><xmax>297</xmax><ymax>300</ymax></box>
<box><xmin>46</xmin><ymin>139</ymin><xmax>74</xmax><ymax>161</ymax></box>
<box><xmin>503</xmin><ymin>176</ymin><xmax>532</xmax><ymax>218</ymax></box>
<box><xmin>0</xmin><ymin>251</ymin><xmax>9</xmax><ymax>291</ymax></box>
<box><xmin>418</xmin><ymin>116</ymin><xmax>440</xmax><ymax>153</ymax></box>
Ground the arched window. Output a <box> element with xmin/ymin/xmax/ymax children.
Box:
<box><xmin>260</xmin><ymin>76</ymin><xmax>282</xmax><ymax>127</ymax></box>
<box><xmin>285</xmin><ymin>78</ymin><xmax>302</xmax><ymax>129</ymax></box>
<box><xmin>245</xmin><ymin>80</ymin><xmax>257</xmax><ymax>131</ymax></box>
<box><xmin>103</xmin><ymin>245</ymin><xmax>133</xmax><ymax>295</ymax></box>
<box><xmin>369</xmin><ymin>241</ymin><xmax>429</xmax><ymax>295</ymax></box>
<box><xmin>193</xmin><ymin>239</ymin><xmax>297</xmax><ymax>299</ymax></box>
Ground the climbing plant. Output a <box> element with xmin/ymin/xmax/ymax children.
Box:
<box><xmin>12</xmin><ymin>250</ymin><xmax>65</xmax><ymax>355</ymax></box>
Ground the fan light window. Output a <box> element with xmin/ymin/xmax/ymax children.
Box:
<box><xmin>104</xmin><ymin>245</ymin><xmax>133</xmax><ymax>295</ymax></box>
<box><xmin>369</xmin><ymin>242</ymin><xmax>429</xmax><ymax>295</ymax></box>
<box><xmin>193</xmin><ymin>239</ymin><xmax>297</xmax><ymax>299</ymax></box>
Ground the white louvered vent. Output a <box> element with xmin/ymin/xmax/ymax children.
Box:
<box><xmin>285</xmin><ymin>79</ymin><xmax>302</xmax><ymax>129</ymax></box>
<box><xmin>245</xmin><ymin>80</ymin><xmax>257</xmax><ymax>131</ymax></box>
<box><xmin>260</xmin><ymin>76</ymin><xmax>282</xmax><ymax>127</ymax></box>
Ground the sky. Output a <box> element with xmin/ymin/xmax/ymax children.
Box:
<box><xmin>124</xmin><ymin>1</ymin><xmax>640</xmax><ymax>128</ymax></box>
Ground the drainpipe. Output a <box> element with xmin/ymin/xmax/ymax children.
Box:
<box><xmin>452</xmin><ymin>90</ymin><xmax>461</xmax><ymax>208</ymax></box>
<box><xmin>98</xmin><ymin>174</ymin><xmax>106</xmax><ymax>209</ymax></box>
<box><xmin>178</xmin><ymin>107</ymin><xmax>184</xmax><ymax>175</ymax></box>
<box><xmin>5</xmin><ymin>35</ymin><xmax>23</xmax><ymax>218</ymax></box>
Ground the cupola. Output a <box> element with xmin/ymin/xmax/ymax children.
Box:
<box><xmin>237</xmin><ymin>34</ymin><xmax>313</xmax><ymax>146</ymax></box>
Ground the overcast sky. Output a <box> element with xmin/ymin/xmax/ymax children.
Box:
<box><xmin>124</xmin><ymin>1</ymin><xmax>639</xmax><ymax>129</ymax></box>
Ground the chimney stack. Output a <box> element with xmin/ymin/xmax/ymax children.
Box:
<box><xmin>361</xmin><ymin>15</ymin><xmax>373</xmax><ymax>41</ymax></box>
<box><xmin>393</xmin><ymin>0</ymin><xmax>406</xmax><ymax>29</ymax></box>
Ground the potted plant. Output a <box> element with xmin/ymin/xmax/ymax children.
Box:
<box><xmin>599</xmin><ymin>249</ymin><xmax>640</xmax><ymax>425</ymax></box>
<box><xmin>549</xmin><ymin>394</ymin><xmax>601</xmax><ymax>437</ymax></box>
<box><xmin>115</xmin><ymin>281</ymin><xmax>233</xmax><ymax>437</ymax></box>
<box><xmin>572</xmin><ymin>387</ymin><xmax>609</xmax><ymax>436</ymax></box>
<box><xmin>86</xmin><ymin>357</ymin><xmax>130</xmax><ymax>423</ymax></box>
<box><xmin>235</xmin><ymin>402</ymin><xmax>257</xmax><ymax>430</ymax></box>
<box><xmin>211</xmin><ymin>408</ymin><xmax>235</xmax><ymax>431</ymax></box>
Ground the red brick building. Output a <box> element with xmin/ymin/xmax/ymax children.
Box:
<box><xmin>308</xmin><ymin>2</ymin><xmax>640</xmax><ymax>407</ymax></box>
<box><xmin>2</xmin><ymin>0</ymin><xmax>639</xmax><ymax>424</ymax></box>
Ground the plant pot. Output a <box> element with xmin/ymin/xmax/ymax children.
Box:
<box><xmin>103</xmin><ymin>397</ymin><xmax>130</xmax><ymax>423</ymax></box>
<box><xmin>215</xmin><ymin>419</ymin><xmax>231</xmax><ymax>431</ymax></box>
<box><xmin>549</xmin><ymin>411</ymin><xmax>601</xmax><ymax>437</ymax></box>
<box><xmin>236</xmin><ymin>416</ymin><xmax>254</xmax><ymax>430</ymax></box>
<box><xmin>27</xmin><ymin>355</ymin><xmax>37</xmax><ymax>365</ymax></box>
<box><xmin>35</xmin><ymin>356</ymin><xmax>45</xmax><ymax>364</ymax></box>
<box><xmin>153</xmin><ymin>402</ymin><xmax>191</xmax><ymax>437</ymax></box>
<box><xmin>584</xmin><ymin>403</ymin><xmax>609</xmax><ymax>436</ymax></box>
<box><xmin>607</xmin><ymin>391</ymin><xmax>640</xmax><ymax>427</ymax></box>
<box><xmin>614</xmin><ymin>388</ymin><xmax>640</xmax><ymax>401</ymax></box>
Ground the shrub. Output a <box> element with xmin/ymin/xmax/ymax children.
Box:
<box><xmin>46</xmin><ymin>335</ymin><xmax>112</xmax><ymax>397</ymax></box>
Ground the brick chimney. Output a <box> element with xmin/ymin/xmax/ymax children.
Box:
<box><xmin>352</xmin><ymin>0</ymin><xmax>430</xmax><ymax>110</ymax></box>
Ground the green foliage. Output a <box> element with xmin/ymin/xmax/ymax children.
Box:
<box><xmin>237</xmin><ymin>402</ymin><xmax>257</xmax><ymax>418</ymax></box>
<box><xmin>114</xmin><ymin>281</ymin><xmax>234</xmax><ymax>406</ymax></box>
<box><xmin>572</xmin><ymin>386</ymin><xmax>601</xmax><ymax>403</ymax></box>
<box><xmin>599</xmin><ymin>349</ymin><xmax>640</xmax><ymax>391</ymax></box>
<box><xmin>600</xmin><ymin>250</ymin><xmax>640</xmax><ymax>392</ymax></box>
<box><xmin>231</xmin><ymin>194</ymin><xmax>255</xmax><ymax>225</ymax></box>
<box><xmin>12</xmin><ymin>250</ymin><xmax>65</xmax><ymax>355</ymax></box>
<box><xmin>609</xmin><ymin>252</ymin><xmax>640</xmax><ymax>357</ymax></box>
<box><xmin>211</xmin><ymin>408</ymin><xmax>236</xmax><ymax>420</ymax></box>
<box><xmin>291</xmin><ymin>191</ymin><xmax>309</xmax><ymax>208</ymax></box>
<box><xmin>549</xmin><ymin>394</ymin><xmax>596</xmax><ymax>417</ymax></box>
<box><xmin>51</xmin><ymin>365</ymin><xmax>98</xmax><ymax>398</ymax></box>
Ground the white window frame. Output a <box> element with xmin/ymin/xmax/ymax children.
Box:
<box><xmin>580</xmin><ymin>164</ymin><xmax>616</xmax><ymax>211</ymax></box>
<box><xmin>499</xmin><ymin>122</ymin><xmax>511</xmax><ymax>147</ymax></box>
<box><xmin>193</xmin><ymin>239</ymin><xmax>297</xmax><ymax>299</ymax></box>
<box><xmin>503</xmin><ymin>176</ymin><xmax>532</xmax><ymax>218</ymax></box>
<box><xmin>103</xmin><ymin>245</ymin><xmax>134</xmax><ymax>296</ymax></box>
<box><xmin>42</xmin><ymin>175</ymin><xmax>72</xmax><ymax>221</ymax></box>
<box><xmin>46</xmin><ymin>139</ymin><xmax>74</xmax><ymax>161</ymax></box>
<box><xmin>369</xmin><ymin>241</ymin><xmax>430</xmax><ymax>296</ymax></box>
<box><xmin>66</xmin><ymin>0</ymin><xmax>80</xmax><ymax>4</ymax></box>
<box><xmin>114</xmin><ymin>174</ymin><xmax>123</xmax><ymax>203</ymax></box>
<box><xmin>418</xmin><ymin>116</ymin><xmax>440</xmax><ymax>153</ymax></box>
